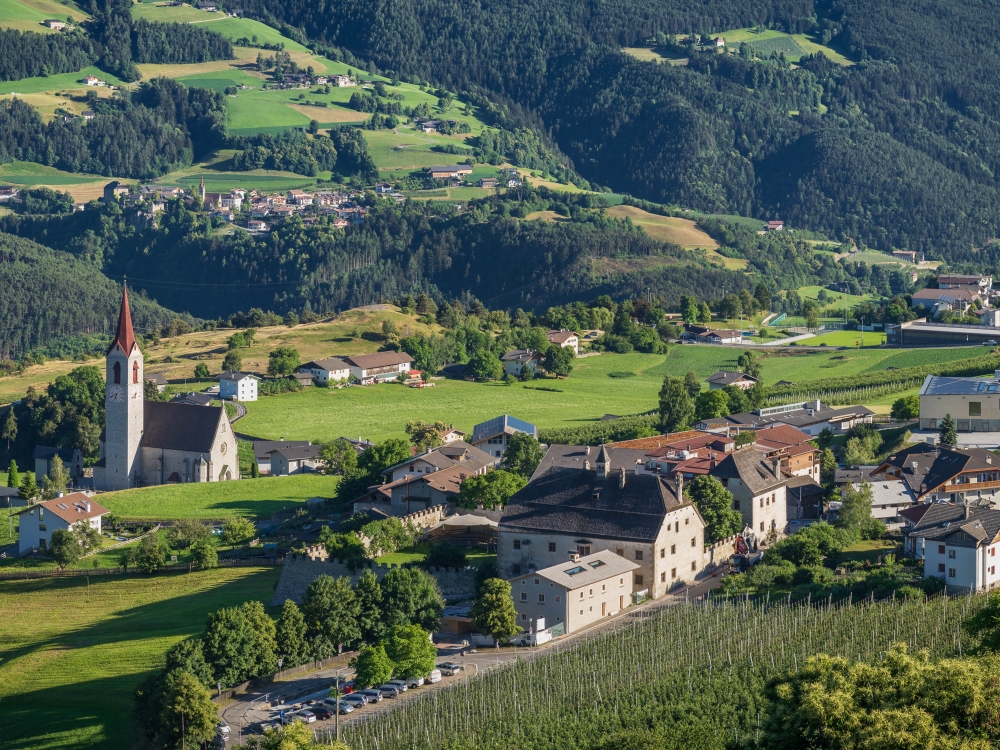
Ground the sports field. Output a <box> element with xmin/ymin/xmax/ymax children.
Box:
<box><xmin>0</xmin><ymin>567</ymin><xmax>281</xmax><ymax>749</ymax></box>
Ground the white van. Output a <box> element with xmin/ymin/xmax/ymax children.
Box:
<box><xmin>425</xmin><ymin>669</ymin><xmax>442</xmax><ymax>684</ymax></box>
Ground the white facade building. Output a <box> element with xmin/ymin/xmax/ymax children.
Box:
<box><xmin>219</xmin><ymin>371</ymin><xmax>258</xmax><ymax>401</ymax></box>
<box><xmin>17</xmin><ymin>493</ymin><xmax>108</xmax><ymax>556</ymax></box>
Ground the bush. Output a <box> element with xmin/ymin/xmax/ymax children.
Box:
<box><xmin>791</xmin><ymin>565</ymin><xmax>835</xmax><ymax>586</ymax></box>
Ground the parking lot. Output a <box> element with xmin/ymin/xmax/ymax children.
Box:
<box><xmin>217</xmin><ymin>573</ymin><xmax>726</xmax><ymax>745</ymax></box>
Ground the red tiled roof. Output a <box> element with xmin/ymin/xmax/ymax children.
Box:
<box><xmin>38</xmin><ymin>493</ymin><xmax>108</xmax><ymax>524</ymax></box>
<box><xmin>108</xmin><ymin>285</ymin><xmax>137</xmax><ymax>356</ymax></box>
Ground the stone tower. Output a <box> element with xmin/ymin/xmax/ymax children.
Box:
<box><xmin>103</xmin><ymin>283</ymin><xmax>144</xmax><ymax>490</ymax></box>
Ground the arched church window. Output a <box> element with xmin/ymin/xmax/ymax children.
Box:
<box><xmin>113</xmin><ymin>361</ymin><xmax>121</xmax><ymax>384</ymax></box>
<box><xmin>133</xmin><ymin>361</ymin><xmax>139</xmax><ymax>384</ymax></box>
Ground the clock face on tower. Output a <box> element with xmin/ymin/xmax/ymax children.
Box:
<box><xmin>109</xmin><ymin>385</ymin><xmax>125</xmax><ymax>402</ymax></box>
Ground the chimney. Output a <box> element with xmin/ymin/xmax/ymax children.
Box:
<box><xmin>995</xmin><ymin>369</ymin><xmax>1000</xmax><ymax>379</ymax></box>
<box><xmin>965</xmin><ymin>504</ymin><xmax>972</xmax><ymax>519</ymax></box>
<box><xmin>584</xmin><ymin>460</ymin><xmax>590</xmax><ymax>470</ymax></box>
<box><xmin>619</xmin><ymin>467</ymin><xmax>626</xmax><ymax>488</ymax></box>
<box><xmin>772</xmin><ymin>457</ymin><xmax>781</xmax><ymax>475</ymax></box>
<box><xmin>814</xmin><ymin>399</ymin><xmax>821</xmax><ymax>411</ymax></box>
<box><xmin>568</xmin><ymin>551</ymin><xmax>580</xmax><ymax>562</ymax></box>
<box><xmin>56</xmin><ymin>491</ymin><xmax>64</xmax><ymax>499</ymax></box>
<box><xmin>677</xmin><ymin>472</ymin><xmax>684</xmax><ymax>499</ymax></box>
<box><xmin>83</xmin><ymin>500</ymin><xmax>91</xmax><ymax>512</ymax></box>
<box><xmin>585</xmin><ymin>445</ymin><xmax>591</xmax><ymax>456</ymax></box>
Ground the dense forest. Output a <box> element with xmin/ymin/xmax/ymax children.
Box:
<box><xmin>0</xmin><ymin>187</ymin><xmax>870</xmax><ymax>321</ymax></box>
<box><xmin>0</xmin><ymin>78</ymin><xmax>227</xmax><ymax>178</ymax></box>
<box><xmin>232</xmin><ymin>0</ymin><xmax>1000</xmax><ymax>259</ymax></box>
<box><xmin>0</xmin><ymin>0</ymin><xmax>233</xmax><ymax>82</ymax></box>
<box><xmin>0</xmin><ymin>233</ymin><xmax>183</xmax><ymax>358</ymax></box>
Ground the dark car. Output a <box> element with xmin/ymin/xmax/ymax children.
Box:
<box><xmin>312</xmin><ymin>707</ymin><xmax>333</xmax><ymax>720</ymax></box>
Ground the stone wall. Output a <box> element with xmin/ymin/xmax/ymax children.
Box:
<box><xmin>272</xmin><ymin>556</ymin><xmax>477</xmax><ymax>606</ymax></box>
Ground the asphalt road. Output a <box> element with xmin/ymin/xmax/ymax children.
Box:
<box><xmin>219</xmin><ymin>571</ymin><xmax>729</xmax><ymax>744</ymax></box>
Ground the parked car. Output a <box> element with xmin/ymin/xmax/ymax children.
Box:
<box><xmin>360</xmin><ymin>689</ymin><xmax>384</xmax><ymax>702</ymax></box>
<box><xmin>406</xmin><ymin>675</ymin><xmax>425</xmax><ymax>689</ymax></box>
<box><xmin>378</xmin><ymin>685</ymin><xmax>401</xmax><ymax>698</ymax></box>
<box><xmin>337</xmin><ymin>702</ymin><xmax>355</xmax><ymax>714</ymax></box>
<box><xmin>342</xmin><ymin>694</ymin><xmax>368</xmax><ymax>707</ymax></box>
<box><xmin>438</xmin><ymin>662</ymin><xmax>462</xmax><ymax>676</ymax></box>
<box><xmin>387</xmin><ymin>679</ymin><xmax>409</xmax><ymax>692</ymax></box>
<box><xmin>209</xmin><ymin>736</ymin><xmax>225</xmax><ymax>750</ymax></box>
<box><xmin>216</xmin><ymin>721</ymin><xmax>230</xmax><ymax>737</ymax></box>
<box><xmin>312</xmin><ymin>707</ymin><xmax>333</xmax><ymax>720</ymax></box>
<box><xmin>295</xmin><ymin>710</ymin><xmax>316</xmax><ymax>724</ymax></box>
<box><xmin>260</xmin><ymin>722</ymin><xmax>278</xmax><ymax>733</ymax></box>
<box><xmin>425</xmin><ymin>669</ymin><xmax>442</xmax><ymax>684</ymax></box>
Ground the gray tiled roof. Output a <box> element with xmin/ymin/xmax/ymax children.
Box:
<box><xmin>706</xmin><ymin>370</ymin><xmax>756</xmax><ymax>386</ymax></box>
<box><xmin>710</xmin><ymin>448</ymin><xmax>785</xmax><ymax>494</ymax></box>
<box><xmin>533</xmin><ymin>444</ymin><xmax>649</xmax><ymax>480</ymax></box>
<box><xmin>254</xmin><ymin>440</ymin><xmax>310</xmax><ymax>461</ymax></box>
<box><xmin>878</xmin><ymin>444</ymin><xmax>998</xmax><ymax>497</ymax></box>
<box><xmin>471</xmin><ymin>415</ymin><xmax>537</xmax><ymax>444</ymax></box>
<box><xmin>140</xmin><ymin>401</ymin><xmax>225</xmax><ymax>453</ymax></box>
<box><xmin>909</xmin><ymin>503</ymin><xmax>1000</xmax><ymax>544</ymax></box>
<box><xmin>516</xmin><ymin>549</ymin><xmax>639</xmax><ymax>590</ymax></box>
<box><xmin>499</xmin><ymin>466</ymin><xmax>683</xmax><ymax>542</ymax></box>
<box><xmin>381</xmin><ymin>441</ymin><xmax>496</xmax><ymax>476</ymax></box>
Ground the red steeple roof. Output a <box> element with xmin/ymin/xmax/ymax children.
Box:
<box><xmin>108</xmin><ymin>283</ymin><xmax>137</xmax><ymax>356</ymax></box>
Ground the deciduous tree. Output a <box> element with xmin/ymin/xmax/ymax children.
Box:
<box><xmin>275</xmin><ymin>599</ymin><xmax>310</xmax><ymax>668</ymax></box>
<box><xmin>502</xmin><ymin>432</ymin><xmax>544</xmax><ymax>478</ymax></box>
<box><xmin>658</xmin><ymin>375</ymin><xmax>694</xmax><ymax>433</ymax></box>
<box><xmin>352</xmin><ymin>644</ymin><xmax>394</xmax><ymax>688</ymax></box>
<box><xmin>470</xmin><ymin>578</ymin><xmax>520</xmax><ymax>643</ymax></box>
<box><xmin>381</xmin><ymin>624</ymin><xmax>437</xmax><ymax>679</ymax></box>
<box><xmin>458</xmin><ymin>470</ymin><xmax>526</xmax><ymax>510</ymax></box>
<box><xmin>302</xmin><ymin>575</ymin><xmax>361</xmax><ymax>651</ymax></box>
<box><xmin>685</xmin><ymin>476</ymin><xmax>743</xmax><ymax>543</ymax></box>
<box><xmin>158</xmin><ymin>669</ymin><xmax>218</xmax><ymax>750</ymax></box>
<box><xmin>380</xmin><ymin>568</ymin><xmax>443</xmax><ymax>631</ymax></box>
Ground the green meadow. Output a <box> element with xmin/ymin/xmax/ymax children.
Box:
<box><xmin>0</xmin><ymin>66</ymin><xmax>124</xmax><ymax>95</ymax></box>
<box><xmin>0</xmin><ymin>567</ymin><xmax>281</xmax><ymax>750</ymax></box>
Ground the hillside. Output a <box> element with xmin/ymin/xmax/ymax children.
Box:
<box><xmin>0</xmin><ymin>232</ymin><xmax>185</xmax><ymax>358</ymax></box>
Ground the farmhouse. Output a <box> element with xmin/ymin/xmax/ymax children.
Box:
<box><xmin>764</xmin><ymin>220</ymin><xmax>784</xmax><ymax>231</ymax></box>
<box><xmin>332</xmin><ymin>75</ymin><xmax>355</xmax><ymax>87</ymax></box>
<box><xmin>705</xmin><ymin>370</ymin><xmax>758</xmax><ymax>390</ymax></box>
<box><xmin>546</xmin><ymin>330</ymin><xmax>579</xmax><ymax>354</ymax></box>
<box><xmin>268</xmin><ymin>444</ymin><xmax>322</xmax><ymax>475</ymax></box>
<box><xmin>17</xmin><ymin>493</ymin><xmax>108</xmax><ymax>556</ymax></box>
<box><xmin>145</xmin><ymin>372</ymin><xmax>168</xmax><ymax>392</ymax></box>
<box><xmin>43</xmin><ymin>19</ymin><xmax>66</xmax><ymax>29</ymax></box>
<box><xmin>253</xmin><ymin>440</ymin><xmax>311</xmax><ymax>475</ymax></box>
<box><xmin>32</xmin><ymin>446</ymin><xmax>84</xmax><ymax>486</ymax></box>
<box><xmin>498</xmin><ymin>445</ymin><xmax>708</xmax><ymax>598</ymax></box>
<box><xmin>299</xmin><ymin>357</ymin><xmax>351</xmax><ymax>384</ymax></box>
<box><xmin>427</xmin><ymin>165</ymin><xmax>474</xmax><ymax>180</ymax></box>
<box><xmin>342</xmin><ymin>351</ymin><xmax>413</xmax><ymax>382</ymax></box>
<box><xmin>510</xmin><ymin>550</ymin><xmax>639</xmax><ymax>636</ymax></box>
<box><xmin>479</xmin><ymin>178</ymin><xmax>498</xmax><ymax>188</ymax></box>
<box><xmin>891</xmin><ymin>250</ymin><xmax>924</xmax><ymax>263</ymax></box>
<box><xmin>218</xmin><ymin>371</ymin><xmax>258</xmax><ymax>401</ymax></box>
<box><xmin>470</xmin><ymin>415</ymin><xmax>538</xmax><ymax>457</ymax></box>
<box><xmin>92</xmin><ymin>287</ymin><xmax>239</xmax><ymax>490</ymax></box>
<box><xmin>698</xmin><ymin>329</ymin><xmax>744</xmax><ymax>344</ymax></box>
<box><xmin>501</xmin><ymin>349</ymin><xmax>543</xmax><ymax>377</ymax></box>
<box><xmin>82</xmin><ymin>75</ymin><xmax>103</xmax><ymax>86</ymax></box>
<box><xmin>103</xmin><ymin>181</ymin><xmax>129</xmax><ymax>202</ymax></box>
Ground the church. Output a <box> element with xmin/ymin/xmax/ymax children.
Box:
<box><xmin>93</xmin><ymin>286</ymin><xmax>239</xmax><ymax>491</ymax></box>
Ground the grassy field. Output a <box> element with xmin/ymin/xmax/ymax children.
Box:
<box><xmin>0</xmin><ymin>0</ymin><xmax>90</xmax><ymax>33</ymax></box>
<box><xmin>0</xmin><ymin>66</ymin><xmax>123</xmax><ymax>95</ymax></box>
<box><xmin>0</xmin><ymin>566</ymin><xmax>281</xmax><ymax>750</ymax></box>
<box><xmin>99</xmin><ymin>474</ymin><xmax>335</xmax><ymax>520</ymax></box>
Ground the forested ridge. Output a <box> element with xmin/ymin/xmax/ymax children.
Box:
<box><xmin>0</xmin><ymin>233</ymin><xmax>183</xmax><ymax>358</ymax></box>
<box><xmin>234</xmin><ymin>0</ymin><xmax>1000</xmax><ymax>259</ymax></box>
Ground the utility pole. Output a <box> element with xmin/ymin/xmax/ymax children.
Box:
<box><xmin>335</xmin><ymin>672</ymin><xmax>341</xmax><ymax>743</ymax></box>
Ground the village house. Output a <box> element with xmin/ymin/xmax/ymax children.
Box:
<box><xmin>268</xmin><ymin>444</ymin><xmax>322</xmax><ymax>475</ymax></box>
<box><xmin>910</xmin><ymin>287</ymin><xmax>979</xmax><ymax>315</ymax></box>
<box><xmin>253</xmin><ymin>440</ymin><xmax>311</xmax><ymax>475</ymax></box>
<box><xmin>498</xmin><ymin>444</ymin><xmax>708</xmax><ymax>598</ymax></box>
<box><xmin>332</xmin><ymin>74</ymin><xmax>355</xmax><ymax>87</ymax></box>
<box><xmin>0</xmin><ymin>186</ymin><xmax>19</xmax><ymax>202</ymax></box>
<box><xmin>169</xmin><ymin>392</ymin><xmax>215</xmax><ymax>407</ymax></box>
<box><xmin>342</xmin><ymin>351</ymin><xmax>413</xmax><ymax>383</ymax></box>
<box><xmin>298</xmin><ymin>357</ymin><xmax>351</xmax><ymax>384</ymax></box>
<box><xmin>709</xmin><ymin>447</ymin><xmax>788</xmax><ymax>538</ymax></box>
<box><xmin>937</xmin><ymin>274</ymin><xmax>992</xmax><ymax>295</ymax></box>
<box><xmin>247</xmin><ymin>219</ymin><xmax>269</xmax><ymax>233</ymax></box>
<box><xmin>145</xmin><ymin>372</ymin><xmax>168</xmax><ymax>392</ymax></box>
<box><xmin>217</xmin><ymin>371</ymin><xmax>258</xmax><ymax>401</ymax></box>
<box><xmin>43</xmin><ymin>19</ymin><xmax>66</xmax><ymax>29</ymax></box>
<box><xmin>17</xmin><ymin>494</ymin><xmax>108</xmax><ymax>556</ymax></box>
<box><xmin>478</xmin><ymin>177</ymin><xmax>498</xmax><ymax>189</ymax></box>
<box><xmin>470</xmin><ymin>415</ymin><xmax>538</xmax><ymax>458</ymax></box>
<box><xmin>705</xmin><ymin>370</ymin><xmax>758</xmax><ymax>390</ymax></box>
<box><xmin>903</xmin><ymin>504</ymin><xmax>1000</xmax><ymax>593</ymax></box>
<box><xmin>546</xmin><ymin>330</ymin><xmax>579</xmax><ymax>354</ymax></box>
<box><xmin>83</xmin><ymin>75</ymin><xmax>104</xmax><ymax>86</ymax></box>
<box><xmin>501</xmin><ymin>349</ymin><xmax>544</xmax><ymax>377</ymax></box>
<box><xmin>510</xmin><ymin>550</ymin><xmax>640</xmax><ymax>636</ymax></box>
<box><xmin>751</xmin><ymin>424</ymin><xmax>821</xmax><ymax>481</ymax></box>
<box><xmin>32</xmin><ymin>446</ymin><xmax>84</xmax><ymax>486</ymax></box>
<box><xmin>698</xmin><ymin>329</ymin><xmax>745</xmax><ymax>344</ymax></box>
<box><xmin>103</xmin><ymin>181</ymin><xmax>130</xmax><ymax>202</ymax></box>
<box><xmin>870</xmin><ymin>443</ymin><xmax>1000</xmax><ymax>506</ymax></box>
<box><xmin>764</xmin><ymin>220</ymin><xmax>784</xmax><ymax>231</ymax></box>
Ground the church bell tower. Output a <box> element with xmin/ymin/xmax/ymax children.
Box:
<box><xmin>104</xmin><ymin>282</ymin><xmax>144</xmax><ymax>490</ymax></box>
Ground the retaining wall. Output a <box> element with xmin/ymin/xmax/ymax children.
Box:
<box><xmin>272</xmin><ymin>556</ymin><xmax>477</xmax><ymax>606</ymax></box>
